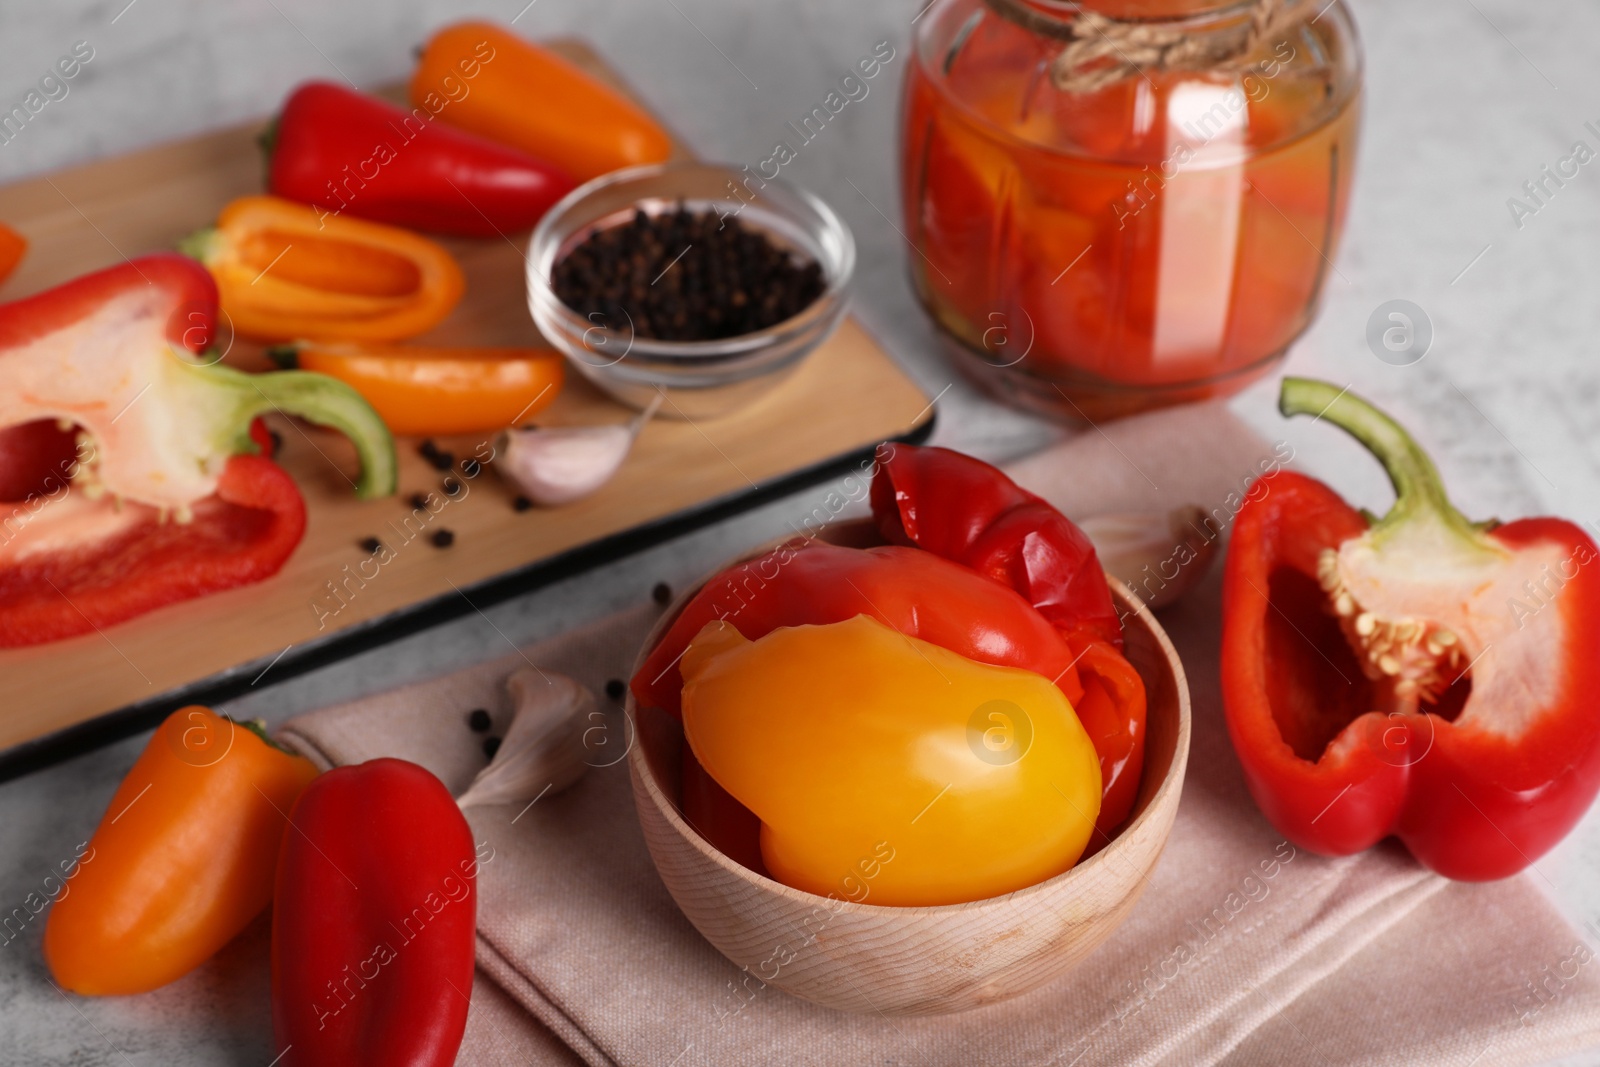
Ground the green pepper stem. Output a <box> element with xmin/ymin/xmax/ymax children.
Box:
<box><xmin>176</xmin><ymin>228</ymin><xmax>220</xmax><ymax>264</ymax></box>
<box><xmin>256</xmin><ymin>117</ymin><xmax>280</xmax><ymax>161</ymax></box>
<box><xmin>1279</xmin><ymin>377</ymin><xmax>1477</xmax><ymax>541</ymax></box>
<box><xmin>199</xmin><ymin>362</ymin><xmax>397</xmax><ymax>500</ymax></box>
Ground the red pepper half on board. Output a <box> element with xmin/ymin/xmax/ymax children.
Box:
<box><xmin>1223</xmin><ymin>378</ymin><xmax>1600</xmax><ymax>880</ymax></box>
<box><xmin>272</xmin><ymin>758</ymin><xmax>480</xmax><ymax>1067</ymax></box>
<box><xmin>0</xmin><ymin>254</ymin><xmax>395</xmax><ymax>646</ymax></box>
<box><xmin>267</xmin><ymin>82</ymin><xmax>575</xmax><ymax>237</ymax></box>
<box><xmin>633</xmin><ymin>443</ymin><xmax>1147</xmax><ymax>856</ymax></box>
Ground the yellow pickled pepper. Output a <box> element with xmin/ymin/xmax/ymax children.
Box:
<box><xmin>680</xmin><ymin>614</ymin><xmax>1102</xmax><ymax>906</ymax></box>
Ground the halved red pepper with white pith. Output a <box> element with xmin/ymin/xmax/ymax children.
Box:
<box><xmin>1223</xmin><ymin>378</ymin><xmax>1600</xmax><ymax>880</ymax></box>
<box><xmin>0</xmin><ymin>253</ymin><xmax>395</xmax><ymax>646</ymax></box>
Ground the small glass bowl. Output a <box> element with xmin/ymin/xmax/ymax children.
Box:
<box><xmin>526</xmin><ymin>162</ymin><xmax>855</xmax><ymax>420</ymax></box>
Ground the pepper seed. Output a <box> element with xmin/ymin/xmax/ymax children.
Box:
<box><xmin>431</xmin><ymin>529</ymin><xmax>455</xmax><ymax>548</ymax></box>
<box><xmin>467</xmin><ymin>708</ymin><xmax>491</xmax><ymax>732</ymax></box>
<box><xmin>605</xmin><ymin>679</ymin><xmax>625</xmax><ymax>701</ymax></box>
<box><xmin>358</xmin><ymin>536</ymin><xmax>383</xmax><ymax>554</ymax></box>
<box><xmin>652</xmin><ymin>582</ymin><xmax>673</xmax><ymax>606</ymax></box>
<box><xmin>482</xmin><ymin>736</ymin><xmax>502</xmax><ymax>759</ymax></box>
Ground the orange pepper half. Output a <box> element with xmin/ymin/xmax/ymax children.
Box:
<box><xmin>180</xmin><ymin>195</ymin><xmax>465</xmax><ymax>342</ymax></box>
<box><xmin>276</xmin><ymin>341</ymin><xmax>564</xmax><ymax>436</ymax></box>
<box><xmin>411</xmin><ymin>22</ymin><xmax>672</xmax><ymax>181</ymax></box>
<box><xmin>43</xmin><ymin>706</ymin><xmax>319</xmax><ymax>995</ymax></box>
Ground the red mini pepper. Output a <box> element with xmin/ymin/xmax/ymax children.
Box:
<box><xmin>0</xmin><ymin>254</ymin><xmax>395</xmax><ymax>646</ymax></box>
<box><xmin>272</xmin><ymin>758</ymin><xmax>480</xmax><ymax>1067</ymax></box>
<box><xmin>1223</xmin><ymin>378</ymin><xmax>1600</xmax><ymax>880</ymax></box>
<box><xmin>634</xmin><ymin>443</ymin><xmax>1147</xmax><ymax>851</ymax></box>
<box><xmin>267</xmin><ymin>82</ymin><xmax>575</xmax><ymax>238</ymax></box>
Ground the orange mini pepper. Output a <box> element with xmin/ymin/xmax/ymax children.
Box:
<box><xmin>273</xmin><ymin>341</ymin><xmax>563</xmax><ymax>436</ymax></box>
<box><xmin>0</xmin><ymin>222</ymin><xmax>26</xmax><ymax>285</ymax></box>
<box><xmin>180</xmin><ymin>195</ymin><xmax>465</xmax><ymax>342</ymax></box>
<box><xmin>44</xmin><ymin>706</ymin><xmax>319</xmax><ymax>995</ymax></box>
<box><xmin>411</xmin><ymin>22</ymin><xmax>672</xmax><ymax>181</ymax></box>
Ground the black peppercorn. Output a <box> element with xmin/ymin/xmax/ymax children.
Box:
<box><xmin>652</xmin><ymin>582</ymin><xmax>673</xmax><ymax>606</ymax></box>
<box><xmin>483</xmin><ymin>736</ymin><xmax>502</xmax><ymax>759</ymax></box>
<box><xmin>431</xmin><ymin>529</ymin><xmax>455</xmax><ymax>548</ymax></box>
<box><xmin>467</xmin><ymin>709</ymin><xmax>491</xmax><ymax>732</ymax></box>
<box><xmin>550</xmin><ymin>206</ymin><xmax>825</xmax><ymax>343</ymax></box>
<box><xmin>605</xmin><ymin>679</ymin><xmax>625</xmax><ymax>701</ymax></box>
<box><xmin>512</xmin><ymin>495</ymin><xmax>533</xmax><ymax>512</ymax></box>
<box><xmin>358</xmin><ymin>536</ymin><xmax>383</xmax><ymax>554</ymax></box>
<box><xmin>442</xmin><ymin>476</ymin><xmax>463</xmax><ymax>497</ymax></box>
<box><xmin>460</xmin><ymin>458</ymin><xmax>482</xmax><ymax>478</ymax></box>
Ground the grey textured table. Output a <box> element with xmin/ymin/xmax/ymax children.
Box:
<box><xmin>2</xmin><ymin>0</ymin><xmax>1599</xmax><ymax>1063</ymax></box>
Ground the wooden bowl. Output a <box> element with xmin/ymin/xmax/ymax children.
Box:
<box><xmin>626</xmin><ymin>523</ymin><xmax>1191</xmax><ymax>1015</ymax></box>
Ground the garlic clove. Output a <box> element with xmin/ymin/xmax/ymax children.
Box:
<box><xmin>1080</xmin><ymin>505</ymin><xmax>1219</xmax><ymax>610</ymax></box>
<box><xmin>456</xmin><ymin>669</ymin><xmax>593</xmax><ymax>812</ymax></box>
<box><xmin>495</xmin><ymin>394</ymin><xmax>661</xmax><ymax>507</ymax></box>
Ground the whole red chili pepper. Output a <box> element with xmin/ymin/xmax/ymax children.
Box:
<box><xmin>1223</xmin><ymin>378</ymin><xmax>1600</xmax><ymax>880</ymax></box>
<box><xmin>272</xmin><ymin>758</ymin><xmax>480</xmax><ymax>1066</ymax></box>
<box><xmin>0</xmin><ymin>254</ymin><xmax>394</xmax><ymax>646</ymax></box>
<box><xmin>267</xmin><ymin>82</ymin><xmax>575</xmax><ymax>237</ymax></box>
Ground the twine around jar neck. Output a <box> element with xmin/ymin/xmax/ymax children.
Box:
<box><xmin>981</xmin><ymin>0</ymin><xmax>1310</xmax><ymax>93</ymax></box>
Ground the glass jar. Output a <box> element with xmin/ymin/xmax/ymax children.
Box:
<box><xmin>901</xmin><ymin>0</ymin><xmax>1362</xmax><ymax>420</ymax></box>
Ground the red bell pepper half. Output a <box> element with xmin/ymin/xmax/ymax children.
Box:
<box><xmin>267</xmin><ymin>81</ymin><xmax>575</xmax><ymax>237</ymax></box>
<box><xmin>633</xmin><ymin>443</ymin><xmax>1147</xmax><ymax>858</ymax></box>
<box><xmin>0</xmin><ymin>253</ymin><xmax>395</xmax><ymax>646</ymax></box>
<box><xmin>272</xmin><ymin>758</ymin><xmax>479</xmax><ymax>1067</ymax></box>
<box><xmin>1223</xmin><ymin>378</ymin><xmax>1600</xmax><ymax>880</ymax></box>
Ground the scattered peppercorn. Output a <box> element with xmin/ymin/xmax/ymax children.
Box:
<box><xmin>442</xmin><ymin>477</ymin><xmax>463</xmax><ymax>497</ymax></box>
<box><xmin>409</xmin><ymin>492</ymin><xmax>430</xmax><ymax>511</ymax></box>
<box><xmin>605</xmin><ymin>679</ymin><xmax>625</xmax><ymax>701</ymax></box>
<box><xmin>512</xmin><ymin>495</ymin><xmax>533</xmax><ymax>512</ymax></box>
<box><xmin>467</xmin><ymin>709</ymin><xmax>491</xmax><ymax>732</ymax></box>
<box><xmin>431</xmin><ymin>529</ymin><xmax>455</xmax><ymax>548</ymax></box>
<box><xmin>652</xmin><ymin>582</ymin><xmax>673</xmax><ymax>606</ymax></box>
<box><xmin>483</xmin><ymin>736</ymin><xmax>502</xmax><ymax>759</ymax></box>
<box><xmin>460</xmin><ymin>458</ymin><xmax>482</xmax><ymax>478</ymax></box>
<box><xmin>358</xmin><ymin>536</ymin><xmax>383</xmax><ymax>554</ymax></box>
<box><xmin>418</xmin><ymin>438</ymin><xmax>454</xmax><ymax>471</ymax></box>
<box><xmin>551</xmin><ymin>206</ymin><xmax>825</xmax><ymax>342</ymax></box>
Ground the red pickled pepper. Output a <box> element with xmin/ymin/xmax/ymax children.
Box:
<box><xmin>900</xmin><ymin>3</ymin><xmax>1360</xmax><ymax>399</ymax></box>
<box><xmin>633</xmin><ymin>444</ymin><xmax>1147</xmax><ymax>856</ymax></box>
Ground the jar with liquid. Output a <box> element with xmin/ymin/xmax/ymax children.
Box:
<box><xmin>901</xmin><ymin>0</ymin><xmax>1362</xmax><ymax>420</ymax></box>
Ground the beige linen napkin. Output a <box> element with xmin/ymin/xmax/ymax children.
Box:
<box><xmin>279</xmin><ymin>403</ymin><xmax>1600</xmax><ymax>1066</ymax></box>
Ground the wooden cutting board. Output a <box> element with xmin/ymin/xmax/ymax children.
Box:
<box><xmin>0</xmin><ymin>40</ymin><xmax>933</xmax><ymax>769</ymax></box>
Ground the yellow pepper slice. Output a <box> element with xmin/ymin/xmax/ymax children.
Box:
<box><xmin>681</xmin><ymin>615</ymin><xmax>1102</xmax><ymax>906</ymax></box>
